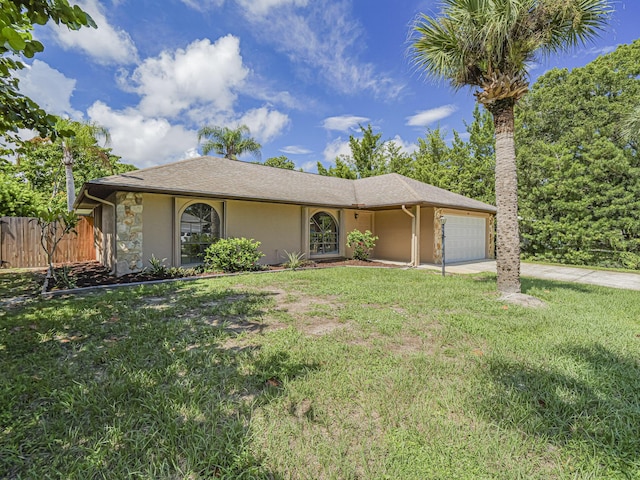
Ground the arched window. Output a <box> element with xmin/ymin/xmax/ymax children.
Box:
<box><xmin>180</xmin><ymin>203</ymin><xmax>220</xmax><ymax>265</ymax></box>
<box><xmin>310</xmin><ymin>212</ymin><xmax>339</xmax><ymax>255</ymax></box>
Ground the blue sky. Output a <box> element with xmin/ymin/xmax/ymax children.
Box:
<box><xmin>17</xmin><ymin>0</ymin><xmax>640</xmax><ymax>171</ymax></box>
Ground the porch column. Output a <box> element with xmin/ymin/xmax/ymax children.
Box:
<box><xmin>115</xmin><ymin>192</ymin><xmax>144</xmax><ymax>276</ymax></box>
<box><xmin>414</xmin><ymin>205</ymin><xmax>421</xmax><ymax>267</ymax></box>
<box><xmin>301</xmin><ymin>207</ymin><xmax>309</xmax><ymax>258</ymax></box>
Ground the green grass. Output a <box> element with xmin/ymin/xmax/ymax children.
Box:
<box><xmin>0</xmin><ymin>268</ymin><xmax>44</xmax><ymax>299</ymax></box>
<box><xmin>1</xmin><ymin>268</ymin><xmax>639</xmax><ymax>479</ymax></box>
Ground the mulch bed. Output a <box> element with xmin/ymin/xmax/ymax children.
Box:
<box><xmin>44</xmin><ymin>258</ymin><xmax>399</xmax><ymax>292</ymax></box>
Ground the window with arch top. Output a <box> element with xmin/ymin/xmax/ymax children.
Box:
<box><xmin>310</xmin><ymin>212</ymin><xmax>339</xmax><ymax>255</ymax></box>
<box><xmin>180</xmin><ymin>203</ymin><xmax>220</xmax><ymax>265</ymax></box>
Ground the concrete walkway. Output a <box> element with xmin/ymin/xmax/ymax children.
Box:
<box><xmin>418</xmin><ymin>260</ymin><xmax>640</xmax><ymax>291</ymax></box>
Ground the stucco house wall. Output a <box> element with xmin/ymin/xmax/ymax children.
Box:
<box><xmin>142</xmin><ymin>193</ymin><xmax>174</xmax><ymax>267</ymax></box>
<box><xmin>420</xmin><ymin>206</ymin><xmax>436</xmax><ymax>264</ymax></box>
<box><xmin>373</xmin><ymin>209</ymin><xmax>413</xmax><ymax>262</ymax></box>
<box><xmin>227</xmin><ymin>200</ymin><xmax>303</xmax><ymax>265</ymax></box>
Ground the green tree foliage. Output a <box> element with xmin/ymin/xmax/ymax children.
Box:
<box><xmin>408</xmin><ymin>108</ymin><xmax>496</xmax><ymax>204</ymax></box>
<box><xmin>0</xmin><ymin>1</ymin><xmax>95</xmax><ymax>147</ymax></box>
<box><xmin>318</xmin><ymin>124</ymin><xmax>390</xmax><ymax>179</ymax></box>
<box><xmin>262</xmin><ymin>155</ymin><xmax>295</xmax><ymax>170</ymax></box>
<box><xmin>2</xmin><ymin>134</ymin><xmax>135</xmax><ymax>215</ymax></box>
<box><xmin>198</xmin><ymin>124</ymin><xmax>261</xmax><ymax>160</ymax></box>
<box><xmin>347</xmin><ymin>124</ymin><xmax>386</xmax><ymax>178</ymax></box>
<box><xmin>316</xmin><ymin>157</ymin><xmax>357</xmax><ymax>179</ymax></box>
<box><xmin>0</xmin><ymin>169</ymin><xmax>47</xmax><ymax>216</ymax></box>
<box><xmin>52</xmin><ymin>118</ymin><xmax>112</xmax><ymax>210</ymax></box>
<box><xmin>517</xmin><ymin>40</ymin><xmax>640</xmax><ymax>269</ymax></box>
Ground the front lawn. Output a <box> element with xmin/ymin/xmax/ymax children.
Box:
<box><xmin>1</xmin><ymin>268</ymin><xmax>638</xmax><ymax>479</ymax></box>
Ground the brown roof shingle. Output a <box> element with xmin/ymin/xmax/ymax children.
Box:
<box><xmin>78</xmin><ymin>156</ymin><xmax>496</xmax><ymax>213</ymax></box>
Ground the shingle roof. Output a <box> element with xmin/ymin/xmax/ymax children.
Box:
<box><xmin>77</xmin><ymin>156</ymin><xmax>496</xmax><ymax>213</ymax></box>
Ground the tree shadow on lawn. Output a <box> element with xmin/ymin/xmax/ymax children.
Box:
<box><xmin>476</xmin><ymin>343</ymin><xmax>640</xmax><ymax>475</ymax></box>
<box><xmin>0</xmin><ymin>285</ymin><xmax>318</xmax><ymax>479</ymax></box>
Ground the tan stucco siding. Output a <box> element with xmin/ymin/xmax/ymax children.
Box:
<box><xmin>373</xmin><ymin>209</ymin><xmax>412</xmax><ymax>262</ymax></box>
<box><xmin>420</xmin><ymin>206</ymin><xmax>435</xmax><ymax>263</ymax></box>
<box><xmin>226</xmin><ymin>200</ymin><xmax>302</xmax><ymax>265</ymax></box>
<box><xmin>142</xmin><ymin>193</ymin><xmax>174</xmax><ymax>267</ymax></box>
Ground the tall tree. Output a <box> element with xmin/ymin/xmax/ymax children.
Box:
<box><xmin>517</xmin><ymin>41</ymin><xmax>640</xmax><ymax>269</ymax></box>
<box><xmin>411</xmin><ymin>0</ymin><xmax>610</xmax><ymax>294</ymax></box>
<box><xmin>198</xmin><ymin>125</ymin><xmax>261</xmax><ymax>160</ymax></box>
<box><xmin>262</xmin><ymin>155</ymin><xmax>296</xmax><ymax>170</ymax></box>
<box><xmin>316</xmin><ymin>158</ymin><xmax>357</xmax><ymax>179</ymax></box>
<box><xmin>15</xmin><ymin>133</ymin><xmax>134</xmax><ymax>209</ymax></box>
<box><xmin>0</xmin><ymin>1</ymin><xmax>95</xmax><ymax>148</ymax></box>
<box><xmin>348</xmin><ymin>124</ymin><xmax>386</xmax><ymax>178</ymax></box>
<box><xmin>54</xmin><ymin>119</ymin><xmax>111</xmax><ymax>211</ymax></box>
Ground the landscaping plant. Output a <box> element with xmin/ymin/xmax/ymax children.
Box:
<box><xmin>204</xmin><ymin>237</ymin><xmax>264</xmax><ymax>273</ymax></box>
<box><xmin>347</xmin><ymin>229</ymin><xmax>378</xmax><ymax>261</ymax></box>
<box><xmin>282</xmin><ymin>251</ymin><xmax>306</xmax><ymax>270</ymax></box>
<box><xmin>35</xmin><ymin>203</ymin><xmax>78</xmax><ymax>291</ymax></box>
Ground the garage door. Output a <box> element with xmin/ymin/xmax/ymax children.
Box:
<box><xmin>444</xmin><ymin>215</ymin><xmax>486</xmax><ymax>263</ymax></box>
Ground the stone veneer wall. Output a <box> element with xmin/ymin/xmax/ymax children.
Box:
<box><xmin>115</xmin><ymin>192</ymin><xmax>143</xmax><ymax>276</ymax></box>
<box><xmin>433</xmin><ymin>208</ymin><xmax>444</xmax><ymax>264</ymax></box>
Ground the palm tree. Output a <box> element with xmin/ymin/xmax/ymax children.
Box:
<box><xmin>621</xmin><ymin>105</ymin><xmax>640</xmax><ymax>142</ymax></box>
<box><xmin>57</xmin><ymin>119</ymin><xmax>111</xmax><ymax>211</ymax></box>
<box><xmin>411</xmin><ymin>0</ymin><xmax>610</xmax><ymax>294</ymax></box>
<box><xmin>198</xmin><ymin>124</ymin><xmax>262</xmax><ymax>160</ymax></box>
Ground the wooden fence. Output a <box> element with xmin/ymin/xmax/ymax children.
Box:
<box><xmin>0</xmin><ymin>216</ymin><xmax>96</xmax><ymax>269</ymax></box>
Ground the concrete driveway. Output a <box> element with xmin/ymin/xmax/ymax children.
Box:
<box><xmin>419</xmin><ymin>260</ymin><xmax>640</xmax><ymax>291</ymax></box>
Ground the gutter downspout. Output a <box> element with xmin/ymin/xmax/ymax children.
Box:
<box><xmin>402</xmin><ymin>205</ymin><xmax>418</xmax><ymax>267</ymax></box>
<box><xmin>83</xmin><ymin>191</ymin><xmax>116</xmax><ymax>275</ymax></box>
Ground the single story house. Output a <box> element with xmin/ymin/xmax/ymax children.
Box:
<box><xmin>74</xmin><ymin>156</ymin><xmax>497</xmax><ymax>276</ymax></box>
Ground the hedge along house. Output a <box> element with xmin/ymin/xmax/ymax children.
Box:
<box><xmin>74</xmin><ymin>156</ymin><xmax>497</xmax><ymax>276</ymax></box>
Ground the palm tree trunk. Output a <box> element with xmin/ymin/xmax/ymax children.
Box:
<box><xmin>63</xmin><ymin>143</ymin><xmax>76</xmax><ymax>212</ymax></box>
<box><xmin>492</xmin><ymin>103</ymin><xmax>521</xmax><ymax>294</ymax></box>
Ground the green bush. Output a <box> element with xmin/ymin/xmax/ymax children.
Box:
<box><xmin>346</xmin><ymin>229</ymin><xmax>378</xmax><ymax>261</ymax></box>
<box><xmin>204</xmin><ymin>237</ymin><xmax>265</xmax><ymax>273</ymax></box>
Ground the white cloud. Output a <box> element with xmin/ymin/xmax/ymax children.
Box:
<box><xmin>300</xmin><ymin>160</ymin><xmax>318</xmax><ymax>172</ymax></box>
<box><xmin>388</xmin><ymin>135</ymin><xmax>418</xmax><ymax>155</ymax></box>
<box><xmin>323</xmin><ymin>137</ymin><xmax>351</xmax><ymax>162</ymax></box>
<box><xmin>281</xmin><ymin>145</ymin><xmax>312</xmax><ymax>155</ymax></box>
<box><xmin>582</xmin><ymin>45</ymin><xmax>617</xmax><ymax>56</ymax></box>
<box><xmin>239</xmin><ymin>107</ymin><xmax>290</xmax><ymax>143</ymax></box>
<box><xmin>180</xmin><ymin>0</ymin><xmax>225</xmax><ymax>11</ymax></box>
<box><xmin>87</xmin><ymin>101</ymin><xmax>198</xmax><ymax>168</ymax></box>
<box><xmin>51</xmin><ymin>0</ymin><xmax>138</xmax><ymax>65</ymax></box>
<box><xmin>17</xmin><ymin>60</ymin><xmax>82</xmax><ymax>118</ymax></box>
<box><xmin>237</xmin><ymin>0</ymin><xmax>308</xmax><ymax>16</ymax></box>
<box><xmin>123</xmin><ymin>36</ymin><xmax>248</xmax><ymax>118</ymax></box>
<box><xmin>322</xmin><ymin>115</ymin><xmax>369</xmax><ymax>132</ymax></box>
<box><xmin>244</xmin><ymin>0</ymin><xmax>404</xmax><ymax>98</ymax></box>
<box><xmin>406</xmin><ymin>105</ymin><xmax>458</xmax><ymax>127</ymax></box>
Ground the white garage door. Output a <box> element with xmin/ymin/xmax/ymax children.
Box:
<box><xmin>444</xmin><ymin>215</ymin><xmax>486</xmax><ymax>263</ymax></box>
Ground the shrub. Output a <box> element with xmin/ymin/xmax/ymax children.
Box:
<box><xmin>204</xmin><ymin>237</ymin><xmax>265</xmax><ymax>273</ymax></box>
<box><xmin>147</xmin><ymin>254</ymin><xmax>169</xmax><ymax>276</ymax></box>
<box><xmin>282</xmin><ymin>250</ymin><xmax>306</xmax><ymax>270</ymax></box>
<box><xmin>346</xmin><ymin>229</ymin><xmax>378</xmax><ymax>261</ymax></box>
